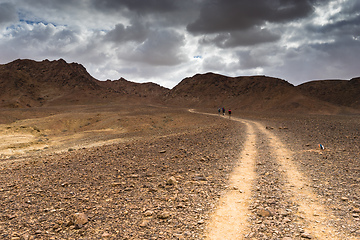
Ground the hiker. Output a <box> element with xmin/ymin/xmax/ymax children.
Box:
<box><xmin>222</xmin><ymin>107</ymin><xmax>225</xmax><ymax>115</ymax></box>
<box><xmin>228</xmin><ymin>109</ymin><xmax>232</xmax><ymax>118</ymax></box>
<box><xmin>218</xmin><ymin>108</ymin><xmax>221</xmax><ymax>115</ymax></box>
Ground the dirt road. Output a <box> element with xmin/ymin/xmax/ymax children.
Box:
<box><xmin>193</xmin><ymin>111</ymin><xmax>358</xmax><ymax>240</ymax></box>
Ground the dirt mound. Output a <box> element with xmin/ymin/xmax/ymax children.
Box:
<box><xmin>166</xmin><ymin>73</ymin><xmax>347</xmax><ymax>114</ymax></box>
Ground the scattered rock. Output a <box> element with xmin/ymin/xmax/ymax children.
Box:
<box><xmin>143</xmin><ymin>210</ymin><xmax>154</xmax><ymax>217</ymax></box>
<box><xmin>257</xmin><ymin>208</ymin><xmax>272</xmax><ymax>218</ymax></box>
<box><xmin>197</xmin><ymin>219</ymin><xmax>205</xmax><ymax>224</ymax></box>
<box><xmin>166</xmin><ymin>176</ymin><xmax>177</xmax><ymax>185</ymax></box>
<box><xmin>157</xmin><ymin>212</ymin><xmax>171</xmax><ymax>219</ymax></box>
<box><xmin>352</xmin><ymin>208</ymin><xmax>360</xmax><ymax>213</ymax></box>
<box><xmin>300</xmin><ymin>232</ymin><xmax>313</xmax><ymax>239</ymax></box>
<box><xmin>69</xmin><ymin>212</ymin><xmax>88</xmax><ymax>229</ymax></box>
<box><xmin>193</xmin><ymin>175</ymin><xmax>207</xmax><ymax>181</ymax></box>
<box><xmin>139</xmin><ymin>219</ymin><xmax>150</xmax><ymax>228</ymax></box>
<box><xmin>102</xmin><ymin>232</ymin><xmax>111</xmax><ymax>238</ymax></box>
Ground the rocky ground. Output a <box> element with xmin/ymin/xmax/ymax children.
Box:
<box><xmin>0</xmin><ymin>107</ymin><xmax>359</xmax><ymax>240</ymax></box>
<box><xmin>260</xmin><ymin>114</ymin><xmax>360</xmax><ymax>238</ymax></box>
<box><xmin>0</xmin><ymin>108</ymin><xmax>244</xmax><ymax>239</ymax></box>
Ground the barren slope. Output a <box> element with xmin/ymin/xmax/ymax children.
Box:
<box><xmin>166</xmin><ymin>73</ymin><xmax>348</xmax><ymax>114</ymax></box>
<box><xmin>297</xmin><ymin>77</ymin><xmax>360</xmax><ymax>109</ymax></box>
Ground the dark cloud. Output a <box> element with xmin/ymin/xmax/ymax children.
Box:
<box><xmin>123</xmin><ymin>29</ymin><xmax>187</xmax><ymax>66</ymax></box>
<box><xmin>0</xmin><ymin>2</ymin><xmax>17</xmax><ymax>27</ymax></box>
<box><xmin>237</xmin><ymin>48</ymin><xmax>276</xmax><ymax>70</ymax></box>
<box><xmin>187</xmin><ymin>0</ymin><xmax>315</xmax><ymax>34</ymax></box>
<box><xmin>200</xmin><ymin>28</ymin><xmax>280</xmax><ymax>47</ymax></box>
<box><xmin>0</xmin><ymin>0</ymin><xmax>359</xmax><ymax>88</ymax></box>
<box><xmin>105</xmin><ymin>20</ymin><xmax>149</xmax><ymax>43</ymax></box>
<box><xmin>20</xmin><ymin>0</ymin><xmax>85</xmax><ymax>11</ymax></box>
<box><xmin>90</xmin><ymin>0</ymin><xmax>186</xmax><ymax>14</ymax></box>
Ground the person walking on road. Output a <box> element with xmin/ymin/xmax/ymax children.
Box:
<box><xmin>222</xmin><ymin>107</ymin><xmax>225</xmax><ymax>115</ymax></box>
<box><xmin>228</xmin><ymin>109</ymin><xmax>232</xmax><ymax>118</ymax></box>
<box><xmin>218</xmin><ymin>108</ymin><xmax>221</xmax><ymax>115</ymax></box>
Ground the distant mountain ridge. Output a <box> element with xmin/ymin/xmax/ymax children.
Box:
<box><xmin>0</xmin><ymin>58</ymin><xmax>359</xmax><ymax>114</ymax></box>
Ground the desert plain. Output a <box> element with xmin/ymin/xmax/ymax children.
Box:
<box><xmin>0</xmin><ymin>103</ymin><xmax>359</xmax><ymax>240</ymax></box>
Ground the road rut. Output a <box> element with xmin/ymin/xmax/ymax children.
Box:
<box><xmin>201</xmin><ymin>113</ymin><xmax>357</xmax><ymax>240</ymax></box>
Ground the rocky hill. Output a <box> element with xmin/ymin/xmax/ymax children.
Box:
<box><xmin>0</xmin><ymin>59</ymin><xmax>359</xmax><ymax>114</ymax></box>
<box><xmin>166</xmin><ymin>73</ymin><xmax>352</xmax><ymax>114</ymax></box>
<box><xmin>297</xmin><ymin>78</ymin><xmax>360</xmax><ymax>109</ymax></box>
<box><xmin>0</xmin><ymin>59</ymin><xmax>168</xmax><ymax>107</ymax></box>
<box><xmin>98</xmin><ymin>78</ymin><xmax>169</xmax><ymax>99</ymax></box>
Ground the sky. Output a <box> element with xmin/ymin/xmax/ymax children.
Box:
<box><xmin>0</xmin><ymin>0</ymin><xmax>359</xmax><ymax>88</ymax></box>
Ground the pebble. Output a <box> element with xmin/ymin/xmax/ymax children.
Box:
<box><xmin>300</xmin><ymin>232</ymin><xmax>313</xmax><ymax>239</ymax></box>
<box><xmin>157</xmin><ymin>212</ymin><xmax>171</xmax><ymax>219</ymax></box>
<box><xmin>144</xmin><ymin>210</ymin><xmax>154</xmax><ymax>217</ymax></box>
<box><xmin>352</xmin><ymin>208</ymin><xmax>360</xmax><ymax>213</ymax></box>
<box><xmin>166</xmin><ymin>176</ymin><xmax>177</xmax><ymax>185</ymax></box>
<box><xmin>257</xmin><ymin>208</ymin><xmax>272</xmax><ymax>217</ymax></box>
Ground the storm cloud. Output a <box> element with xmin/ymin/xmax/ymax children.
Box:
<box><xmin>0</xmin><ymin>0</ymin><xmax>359</xmax><ymax>88</ymax></box>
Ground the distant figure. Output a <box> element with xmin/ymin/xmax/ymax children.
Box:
<box><xmin>222</xmin><ymin>107</ymin><xmax>225</xmax><ymax>115</ymax></box>
<box><xmin>228</xmin><ymin>109</ymin><xmax>232</xmax><ymax>118</ymax></box>
<box><xmin>218</xmin><ymin>108</ymin><xmax>221</xmax><ymax>115</ymax></box>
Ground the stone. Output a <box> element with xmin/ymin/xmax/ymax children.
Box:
<box><xmin>257</xmin><ymin>208</ymin><xmax>272</xmax><ymax>217</ymax></box>
<box><xmin>301</xmin><ymin>232</ymin><xmax>312</xmax><ymax>239</ymax></box>
<box><xmin>166</xmin><ymin>176</ymin><xmax>177</xmax><ymax>185</ymax></box>
<box><xmin>72</xmin><ymin>212</ymin><xmax>88</xmax><ymax>228</ymax></box>
<box><xmin>157</xmin><ymin>212</ymin><xmax>171</xmax><ymax>219</ymax></box>
<box><xmin>140</xmin><ymin>219</ymin><xmax>150</xmax><ymax>228</ymax></box>
<box><xmin>193</xmin><ymin>176</ymin><xmax>207</xmax><ymax>181</ymax></box>
<box><xmin>144</xmin><ymin>210</ymin><xmax>154</xmax><ymax>217</ymax></box>
<box><xmin>102</xmin><ymin>232</ymin><xmax>111</xmax><ymax>238</ymax></box>
<box><xmin>352</xmin><ymin>208</ymin><xmax>360</xmax><ymax>213</ymax></box>
<box><xmin>283</xmin><ymin>217</ymin><xmax>291</xmax><ymax>223</ymax></box>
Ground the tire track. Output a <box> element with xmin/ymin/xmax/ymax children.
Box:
<box><xmin>189</xmin><ymin>110</ymin><xmax>357</xmax><ymax>239</ymax></box>
<box><xmin>254</xmin><ymin>122</ymin><xmax>357</xmax><ymax>240</ymax></box>
<box><xmin>205</xmin><ymin>121</ymin><xmax>256</xmax><ymax>239</ymax></box>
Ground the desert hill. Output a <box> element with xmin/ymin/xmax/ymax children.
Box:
<box><xmin>98</xmin><ymin>78</ymin><xmax>169</xmax><ymax>98</ymax></box>
<box><xmin>0</xmin><ymin>58</ymin><xmax>359</xmax><ymax>114</ymax></box>
<box><xmin>166</xmin><ymin>73</ymin><xmax>351</xmax><ymax>114</ymax></box>
<box><xmin>0</xmin><ymin>59</ymin><xmax>168</xmax><ymax>107</ymax></box>
<box><xmin>0</xmin><ymin>59</ymin><xmax>102</xmax><ymax>107</ymax></box>
<box><xmin>297</xmin><ymin>77</ymin><xmax>360</xmax><ymax>109</ymax></box>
